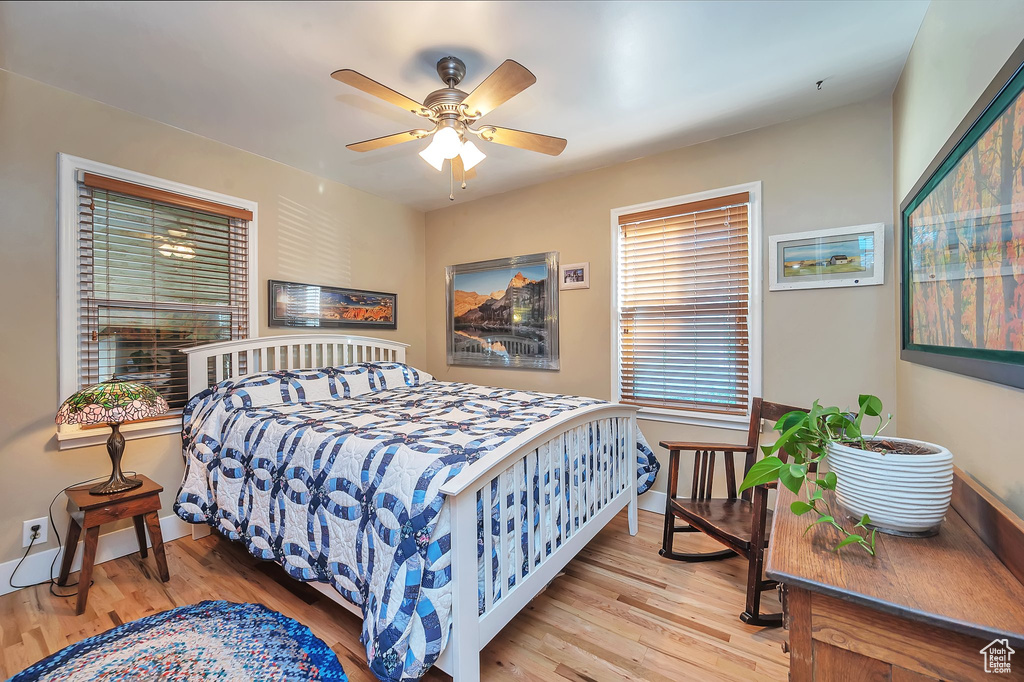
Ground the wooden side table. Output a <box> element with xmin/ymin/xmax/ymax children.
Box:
<box><xmin>768</xmin><ymin>468</ymin><xmax>1024</xmax><ymax>680</ymax></box>
<box><xmin>57</xmin><ymin>474</ymin><xmax>170</xmax><ymax>614</ymax></box>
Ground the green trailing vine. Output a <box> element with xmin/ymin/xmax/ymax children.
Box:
<box><xmin>738</xmin><ymin>395</ymin><xmax>892</xmax><ymax>556</ymax></box>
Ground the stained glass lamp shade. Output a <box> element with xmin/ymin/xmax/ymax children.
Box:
<box><xmin>56</xmin><ymin>378</ymin><xmax>169</xmax><ymax>495</ymax></box>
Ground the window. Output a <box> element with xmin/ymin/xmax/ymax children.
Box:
<box><xmin>612</xmin><ymin>183</ymin><xmax>761</xmax><ymax>429</ymax></box>
<box><xmin>58</xmin><ymin>155</ymin><xmax>257</xmax><ymax>447</ymax></box>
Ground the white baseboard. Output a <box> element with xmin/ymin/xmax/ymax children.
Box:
<box><xmin>637</xmin><ymin>490</ymin><xmax>666</xmax><ymax>514</ymax></box>
<box><xmin>0</xmin><ymin>514</ymin><xmax>192</xmax><ymax>597</ymax></box>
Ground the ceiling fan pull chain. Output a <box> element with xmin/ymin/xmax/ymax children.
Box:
<box><xmin>449</xmin><ymin>162</ymin><xmax>455</xmax><ymax>201</ymax></box>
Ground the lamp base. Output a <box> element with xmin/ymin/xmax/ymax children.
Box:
<box><xmin>88</xmin><ymin>422</ymin><xmax>142</xmax><ymax>496</ymax></box>
<box><xmin>89</xmin><ymin>475</ymin><xmax>143</xmax><ymax>496</ymax></box>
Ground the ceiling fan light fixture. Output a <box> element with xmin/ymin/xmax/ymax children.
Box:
<box><xmin>460</xmin><ymin>140</ymin><xmax>486</xmax><ymax>171</ymax></box>
<box><xmin>433</xmin><ymin>125</ymin><xmax>463</xmax><ymax>160</ymax></box>
<box><xmin>158</xmin><ymin>243</ymin><xmax>196</xmax><ymax>260</ymax></box>
<box><xmin>418</xmin><ymin>141</ymin><xmax>446</xmax><ymax>171</ymax></box>
<box><xmin>334</xmin><ymin>56</ymin><xmax>565</xmax><ymax>198</ymax></box>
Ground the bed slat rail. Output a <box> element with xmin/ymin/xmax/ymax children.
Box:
<box><xmin>443</xmin><ymin>405</ymin><xmax>639</xmax><ymax>668</ymax></box>
<box><xmin>182</xmin><ymin>334</ymin><xmax>408</xmax><ymax>395</ymax></box>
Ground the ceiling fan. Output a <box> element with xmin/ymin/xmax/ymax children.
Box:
<box><xmin>332</xmin><ymin>56</ymin><xmax>566</xmax><ymax>199</ymax></box>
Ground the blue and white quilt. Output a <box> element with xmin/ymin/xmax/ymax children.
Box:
<box><xmin>174</xmin><ymin>363</ymin><xmax>659</xmax><ymax>682</ymax></box>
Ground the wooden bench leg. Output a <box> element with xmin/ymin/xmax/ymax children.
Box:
<box><xmin>76</xmin><ymin>526</ymin><xmax>100</xmax><ymax>615</ymax></box>
<box><xmin>57</xmin><ymin>517</ymin><xmax>82</xmax><ymax>587</ymax></box>
<box><xmin>143</xmin><ymin>511</ymin><xmax>169</xmax><ymax>582</ymax></box>
<box><xmin>133</xmin><ymin>515</ymin><xmax>148</xmax><ymax>559</ymax></box>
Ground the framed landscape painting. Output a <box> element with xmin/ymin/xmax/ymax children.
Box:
<box><xmin>769</xmin><ymin>224</ymin><xmax>884</xmax><ymax>291</ymax></box>
<box><xmin>446</xmin><ymin>252</ymin><xmax>559</xmax><ymax>370</ymax></box>
<box><xmin>901</xmin><ymin>42</ymin><xmax>1024</xmax><ymax>388</ymax></box>
<box><xmin>268</xmin><ymin>280</ymin><xmax>397</xmax><ymax>330</ymax></box>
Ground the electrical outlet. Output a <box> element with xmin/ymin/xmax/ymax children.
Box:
<box><xmin>22</xmin><ymin>517</ymin><xmax>47</xmax><ymax>548</ymax></box>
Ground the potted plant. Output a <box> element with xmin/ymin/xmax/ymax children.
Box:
<box><xmin>738</xmin><ymin>395</ymin><xmax>953</xmax><ymax>556</ymax></box>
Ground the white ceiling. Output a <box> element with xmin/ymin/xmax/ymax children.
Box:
<box><xmin>0</xmin><ymin>1</ymin><xmax>928</xmax><ymax>212</ymax></box>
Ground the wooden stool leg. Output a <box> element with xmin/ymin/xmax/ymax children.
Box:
<box><xmin>143</xmin><ymin>511</ymin><xmax>169</xmax><ymax>582</ymax></box>
<box><xmin>133</xmin><ymin>515</ymin><xmax>148</xmax><ymax>558</ymax></box>
<box><xmin>57</xmin><ymin>517</ymin><xmax>82</xmax><ymax>587</ymax></box>
<box><xmin>76</xmin><ymin>526</ymin><xmax>100</xmax><ymax>615</ymax></box>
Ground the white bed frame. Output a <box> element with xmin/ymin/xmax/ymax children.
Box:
<box><xmin>182</xmin><ymin>334</ymin><xmax>639</xmax><ymax>681</ymax></box>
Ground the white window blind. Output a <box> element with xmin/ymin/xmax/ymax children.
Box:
<box><xmin>76</xmin><ymin>172</ymin><xmax>252</xmax><ymax>409</ymax></box>
<box><xmin>617</xmin><ymin>191</ymin><xmax>750</xmax><ymax>416</ymax></box>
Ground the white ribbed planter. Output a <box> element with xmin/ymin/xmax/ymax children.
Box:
<box><xmin>825</xmin><ymin>437</ymin><xmax>953</xmax><ymax>536</ymax></box>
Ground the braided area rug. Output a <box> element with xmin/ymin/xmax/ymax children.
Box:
<box><xmin>9</xmin><ymin>601</ymin><xmax>348</xmax><ymax>682</ymax></box>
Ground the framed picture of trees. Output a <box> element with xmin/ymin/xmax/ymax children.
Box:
<box><xmin>901</xmin><ymin>41</ymin><xmax>1024</xmax><ymax>388</ymax></box>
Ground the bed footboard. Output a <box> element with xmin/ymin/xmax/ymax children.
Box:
<box><xmin>439</xmin><ymin>404</ymin><xmax>639</xmax><ymax>680</ymax></box>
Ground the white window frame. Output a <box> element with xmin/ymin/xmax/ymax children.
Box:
<box><xmin>56</xmin><ymin>153</ymin><xmax>259</xmax><ymax>449</ymax></box>
<box><xmin>610</xmin><ymin>181</ymin><xmax>762</xmax><ymax>431</ymax></box>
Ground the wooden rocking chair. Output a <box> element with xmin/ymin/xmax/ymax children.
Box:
<box><xmin>659</xmin><ymin>397</ymin><xmax>807</xmax><ymax>626</ymax></box>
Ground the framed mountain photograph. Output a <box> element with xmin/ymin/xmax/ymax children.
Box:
<box><xmin>445</xmin><ymin>252</ymin><xmax>559</xmax><ymax>370</ymax></box>
<box><xmin>900</xmin><ymin>43</ymin><xmax>1024</xmax><ymax>389</ymax></box>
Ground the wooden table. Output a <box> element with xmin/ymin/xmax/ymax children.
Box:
<box><xmin>57</xmin><ymin>475</ymin><xmax>169</xmax><ymax>615</ymax></box>
<box><xmin>767</xmin><ymin>467</ymin><xmax>1024</xmax><ymax>681</ymax></box>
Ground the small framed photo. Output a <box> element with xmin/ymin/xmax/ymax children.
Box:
<box><xmin>559</xmin><ymin>262</ymin><xmax>590</xmax><ymax>290</ymax></box>
<box><xmin>769</xmin><ymin>223</ymin><xmax>884</xmax><ymax>291</ymax></box>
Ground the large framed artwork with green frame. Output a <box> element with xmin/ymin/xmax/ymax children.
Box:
<box><xmin>901</xmin><ymin>39</ymin><xmax>1024</xmax><ymax>389</ymax></box>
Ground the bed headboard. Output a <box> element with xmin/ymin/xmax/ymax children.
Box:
<box><xmin>181</xmin><ymin>334</ymin><xmax>409</xmax><ymax>396</ymax></box>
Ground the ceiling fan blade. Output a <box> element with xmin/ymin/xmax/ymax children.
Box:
<box><xmin>461</xmin><ymin>60</ymin><xmax>536</xmax><ymax>119</ymax></box>
<box><xmin>450</xmin><ymin>155</ymin><xmax>477</xmax><ymax>181</ymax></box>
<box><xmin>481</xmin><ymin>126</ymin><xmax>567</xmax><ymax>156</ymax></box>
<box><xmin>346</xmin><ymin>129</ymin><xmax>430</xmax><ymax>152</ymax></box>
<box><xmin>331</xmin><ymin>69</ymin><xmax>425</xmax><ymax>115</ymax></box>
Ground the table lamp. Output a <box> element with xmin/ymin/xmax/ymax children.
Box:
<box><xmin>56</xmin><ymin>377</ymin><xmax>169</xmax><ymax>495</ymax></box>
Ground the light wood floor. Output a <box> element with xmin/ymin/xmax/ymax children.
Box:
<box><xmin>0</xmin><ymin>509</ymin><xmax>788</xmax><ymax>681</ymax></box>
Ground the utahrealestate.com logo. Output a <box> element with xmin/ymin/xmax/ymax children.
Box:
<box><xmin>980</xmin><ymin>639</ymin><xmax>1015</xmax><ymax>674</ymax></box>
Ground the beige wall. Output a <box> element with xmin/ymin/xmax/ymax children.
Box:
<box><xmin>425</xmin><ymin>97</ymin><xmax>896</xmax><ymax>495</ymax></box>
<box><xmin>16</xmin><ymin>2</ymin><xmax>1021</xmax><ymax>570</ymax></box>
<box><xmin>893</xmin><ymin>1</ymin><xmax>1024</xmax><ymax>518</ymax></box>
<box><xmin>0</xmin><ymin>69</ymin><xmax>426</xmax><ymax>564</ymax></box>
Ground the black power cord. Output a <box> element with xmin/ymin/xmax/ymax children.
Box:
<box><xmin>8</xmin><ymin>472</ymin><xmax>137</xmax><ymax>597</ymax></box>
